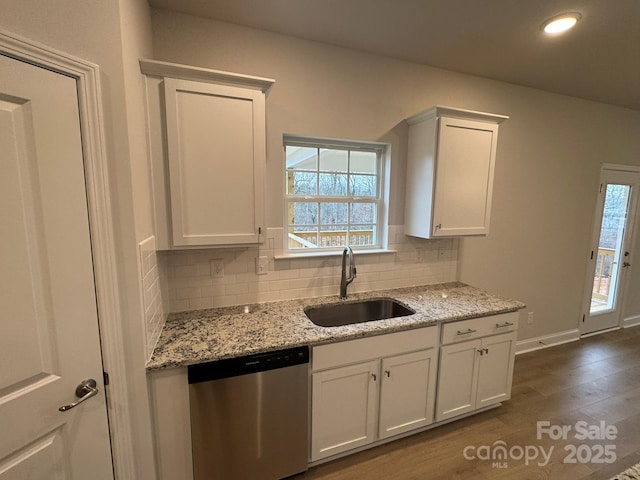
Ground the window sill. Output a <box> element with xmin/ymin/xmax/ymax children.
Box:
<box><xmin>274</xmin><ymin>248</ymin><xmax>397</xmax><ymax>260</ymax></box>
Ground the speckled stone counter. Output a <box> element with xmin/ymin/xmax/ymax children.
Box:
<box><xmin>147</xmin><ymin>282</ymin><xmax>525</xmax><ymax>370</ymax></box>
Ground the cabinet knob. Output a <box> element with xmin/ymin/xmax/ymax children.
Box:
<box><xmin>385</xmin><ymin>370</ymin><xmax>391</xmax><ymax>378</ymax></box>
<box><xmin>371</xmin><ymin>373</ymin><xmax>377</xmax><ymax>381</ymax></box>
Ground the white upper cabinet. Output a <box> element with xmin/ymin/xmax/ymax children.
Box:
<box><xmin>404</xmin><ymin>106</ymin><xmax>508</xmax><ymax>238</ymax></box>
<box><xmin>140</xmin><ymin>60</ymin><xmax>274</xmax><ymax>249</ymax></box>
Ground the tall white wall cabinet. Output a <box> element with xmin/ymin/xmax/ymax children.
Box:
<box><xmin>404</xmin><ymin>106</ymin><xmax>508</xmax><ymax>238</ymax></box>
<box><xmin>140</xmin><ymin>60</ymin><xmax>274</xmax><ymax>249</ymax></box>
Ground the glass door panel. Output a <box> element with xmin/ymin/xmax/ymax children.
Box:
<box><xmin>590</xmin><ymin>184</ymin><xmax>631</xmax><ymax>314</ymax></box>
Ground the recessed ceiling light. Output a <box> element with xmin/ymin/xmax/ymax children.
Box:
<box><xmin>541</xmin><ymin>13</ymin><xmax>581</xmax><ymax>34</ymax></box>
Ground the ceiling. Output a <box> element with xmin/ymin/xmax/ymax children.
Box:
<box><xmin>148</xmin><ymin>0</ymin><xmax>640</xmax><ymax>110</ymax></box>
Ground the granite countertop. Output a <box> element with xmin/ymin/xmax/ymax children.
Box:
<box><xmin>147</xmin><ymin>282</ymin><xmax>525</xmax><ymax>371</ymax></box>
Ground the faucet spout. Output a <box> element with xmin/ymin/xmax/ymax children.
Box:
<box><xmin>340</xmin><ymin>246</ymin><xmax>356</xmax><ymax>299</ymax></box>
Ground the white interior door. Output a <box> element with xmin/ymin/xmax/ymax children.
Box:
<box><xmin>0</xmin><ymin>54</ymin><xmax>113</xmax><ymax>478</ymax></box>
<box><xmin>581</xmin><ymin>166</ymin><xmax>640</xmax><ymax>335</ymax></box>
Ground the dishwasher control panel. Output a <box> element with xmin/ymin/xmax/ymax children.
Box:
<box><xmin>187</xmin><ymin>345</ymin><xmax>309</xmax><ymax>383</ymax></box>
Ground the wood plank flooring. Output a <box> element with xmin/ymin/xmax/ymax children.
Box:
<box><xmin>293</xmin><ymin>326</ymin><xmax>640</xmax><ymax>480</ymax></box>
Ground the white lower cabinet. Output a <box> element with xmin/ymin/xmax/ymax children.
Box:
<box><xmin>378</xmin><ymin>349</ymin><xmax>437</xmax><ymax>439</ymax></box>
<box><xmin>311</xmin><ymin>361</ymin><xmax>379</xmax><ymax>460</ymax></box>
<box><xmin>436</xmin><ymin>313</ymin><xmax>517</xmax><ymax>422</ymax></box>
<box><xmin>310</xmin><ymin>327</ymin><xmax>438</xmax><ymax>462</ymax></box>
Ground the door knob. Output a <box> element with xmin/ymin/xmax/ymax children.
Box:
<box><xmin>59</xmin><ymin>379</ymin><xmax>98</xmax><ymax>412</ymax></box>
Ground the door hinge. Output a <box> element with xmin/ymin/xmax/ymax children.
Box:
<box><xmin>103</xmin><ymin>371</ymin><xmax>110</xmax><ymax>386</ymax></box>
<box><xmin>590</xmin><ymin>250</ymin><xmax>594</xmax><ymax>260</ymax></box>
<box><xmin>600</xmin><ymin>183</ymin><xmax>604</xmax><ymax>193</ymax></box>
<box><xmin>582</xmin><ymin>314</ymin><xmax>585</xmax><ymax>323</ymax></box>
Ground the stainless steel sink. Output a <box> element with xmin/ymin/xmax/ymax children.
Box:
<box><xmin>304</xmin><ymin>298</ymin><xmax>415</xmax><ymax>327</ymax></box>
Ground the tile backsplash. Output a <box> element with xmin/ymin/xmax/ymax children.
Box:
<box><xmin>138</xmin><ymin>236</ymin><xmax>167</xmax><ymax>359</ymax></box>
<box><xmin>162</xmin><ymin>226</ymin><xmax>458</xmax><ymax>313</ymax></box>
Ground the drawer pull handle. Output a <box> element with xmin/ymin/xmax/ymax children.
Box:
<box><xmin>495</xmin><ymin>322</ymin><xmax>514</xmax><ymax>328</ymax></box>
<box><xmin>457</xmin><ymin>328</ymin><xmax>477</xmax><ymax>335</ymax></box>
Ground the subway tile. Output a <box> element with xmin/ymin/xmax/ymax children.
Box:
<box><xmin>176</xmin><ymin>287</ymin><xmax>201</xmax><ymax>300</ymax></box>
<box><xmin>162</xmin><ymin>225</ymin><xmax>458</xmax><ymax>312</ymax></box>
<box><xmin>226</xmin><ymin>283</ymin><xmax>249</xmax><ymax>295</ymax></box>
<box><xmin>189</xmin><ymin>297</ymin><xmax>214</xmax><ymax>310</ymax></box>
<box><xmin>170</xmin><ymin>298</ymin><xmax>190</xmax><ymax>313</ymax></box>
<box><xmin>200</xmin><ymin>285</ymin><xmax>226</xmax><ymax>297</ymax></box>
<box><xmin>174</xmin><ymin>265</ymin><xmax>200</xmax><ymax>278</ymax></box>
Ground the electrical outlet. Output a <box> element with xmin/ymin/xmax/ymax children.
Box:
<box><xmin>527</xmin><ymin>312</ymin><xmax>534</xmax><ymax>325</ymax></box>
<box><xmin>211</xmin><ymin>259</ymin><xmax>224</xmax><ymax>278</ymax></box>
<box><xmin>256</xmin><ymin>256</ymin><xmax>268</xmax><ymax>275</ymax></box>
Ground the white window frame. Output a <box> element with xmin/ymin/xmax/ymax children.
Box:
<box><xmin>283</xmin><ymin>134</ymin><xmax>390</xmax><ymax>256</ymax></box>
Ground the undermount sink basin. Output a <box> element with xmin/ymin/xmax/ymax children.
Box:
<box><xmin>304</xmin><ymin>298</ymin><xmax>415</xmax><ymax>327</ymax></box>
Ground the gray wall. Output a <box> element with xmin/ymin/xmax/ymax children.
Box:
<box><xmin>150</xmin><ymin>9</ymin><xmax>640</xmax><ymax>341</ymax></box>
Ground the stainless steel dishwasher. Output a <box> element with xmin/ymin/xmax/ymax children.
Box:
<box><xmin>188</xmin><ymin>346</ymin><xmax>309</xmax><ymax>480</ymax></box>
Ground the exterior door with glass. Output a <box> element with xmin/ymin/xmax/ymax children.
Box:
<box><xmin>581</xmin><ymin>166</ymin><xmax>640</xmax><ymax>335</ymax></box>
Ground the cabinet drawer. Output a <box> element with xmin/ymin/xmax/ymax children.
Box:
<box><xmin>312</xmin><ymin>326</ymin><xmax>438</xmax><ymax>371</ymax></box>
<box><xmin>441</xmin><ymin>312</ymin><xmax>518</xmax><ymax>345</ymax></box>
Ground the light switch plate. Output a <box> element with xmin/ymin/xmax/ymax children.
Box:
<box><xmin>256</xmin><ymin>256</ymin><xmax>268</xmax><ymax>275</ymax></box>
<box><xmin>211</xmin><ymin>259</ymin><xmax>224</xmax><ymax>278</ymax></box>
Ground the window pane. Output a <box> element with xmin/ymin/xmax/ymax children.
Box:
<box><xmin>288</xmin><ymin>171</ymin><xmax>317</xmax><ymax>195</ymax></box>
<box><xmin>286</xmin><ymin>146</ymin><xmax>317</xmax><ymax>170</ymax></box>
<box><xmin>284</xmin><ymin>136</ymin><xmax>385</xmax><ymax>251</ymax></box>
<box><xmin>320</xmin><ymin>202</ymin><xmax>348</xmax><ymax>225</ymax></box>
<box><xmin>350</xmin><ymin>203</ymin><xmax>376</xmax><ymax>224</ymax></box>
<box><xmin>319</xmin><ymin>225</ymin><xmax>347</xmax><ymax>247</ymax></box>
<box><xmin>319</xmin><ymin>173</ymin><xmax>347</xmax><ymax>196</ymax></box>
<box><xmin>350</xmin><ymin>151</ymin><xmax>377</xmax><ymax>174</ymax></box>
<box><xmin>319</xmin><ymin>148</ymin><xmax>348</xmax><ymax>172</ymax></box>
<box><xmin>350</xmin><ymin>225</ymin><xmax>375</xmax><ymax>246</ymax></box>
<box><xmin>291</xmin><ymin>202</ymin><xmax>318</xmax><ymax>225</ymax></box>
<box><xmin>349</xmin><ymin>174</ymin><xmax>376</xmax><ymax>196</ymax></box>
<box><xmin>288</xmin><ymin>226</ymin><xmax>318</xmax><ymax>249</ymax></box>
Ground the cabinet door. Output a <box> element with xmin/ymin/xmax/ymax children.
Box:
<box><xmin>378</xmin><ymin>349</ymin><xmax>437</xmax><ymax>439</ymax></box>
<box><xmin>476</xmin><ymin>332</ymin><xmax>516</xmax><ymax>409</ymax></box>
<box><xmin>432</xmin><ymin>117</ymin><xmax>498</xmax><ymax>237</ymax></box>
<box><xmin>163</xmin><ymin>78</ymin><xmax>265</xmax><ymax>246</ymax></box>
<box><xmin>311</xmin><ymin>361</ymin><xmax>378</xmax><ymax>461</ymax></box>
<box><xmin>436</xmin><ymin>339</ymin><xmax>481</xmax><ymax>422</ymax></box>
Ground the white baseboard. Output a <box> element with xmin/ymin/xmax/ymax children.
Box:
<box><xmin>624</xmin><ymin>315</ymin><xmax>640</xmax><ymax>328</ymax></box>
<box><xmin>515</xmin><ymin>329</ymin><xmax>581</xmax><ymax>355</ymax></box>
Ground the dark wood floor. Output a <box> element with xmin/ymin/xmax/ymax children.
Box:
<box><xmin>294</xmin><ymin>326</ymin><xmax>640</xmax><ymax>480</ymax></box>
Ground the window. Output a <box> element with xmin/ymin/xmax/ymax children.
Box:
<box><xmin>284</xmin><ymin>135</ymin><xmax>388</xmax><ymax>253</ymax></box>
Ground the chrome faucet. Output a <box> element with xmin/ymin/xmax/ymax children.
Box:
<box><xmin>340</xmin><ymin>246</ymin><xmax>357</xmax><ymax>299</ymax></box>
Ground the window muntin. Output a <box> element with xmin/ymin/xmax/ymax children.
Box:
<box><xmin>285</xmin><ymin>137</ymin><xmax>385</xmax><ymax>251</ymax></box>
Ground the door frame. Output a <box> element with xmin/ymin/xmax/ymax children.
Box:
<box><xmin>580</xmin><ymin>163</ymin><xmax>640</xmax><ymax>336</ymax></box>
<box><xmin>0</xmin><ymin>30</ymin><xmax>136</xmax><ymax>478</ymax></box>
